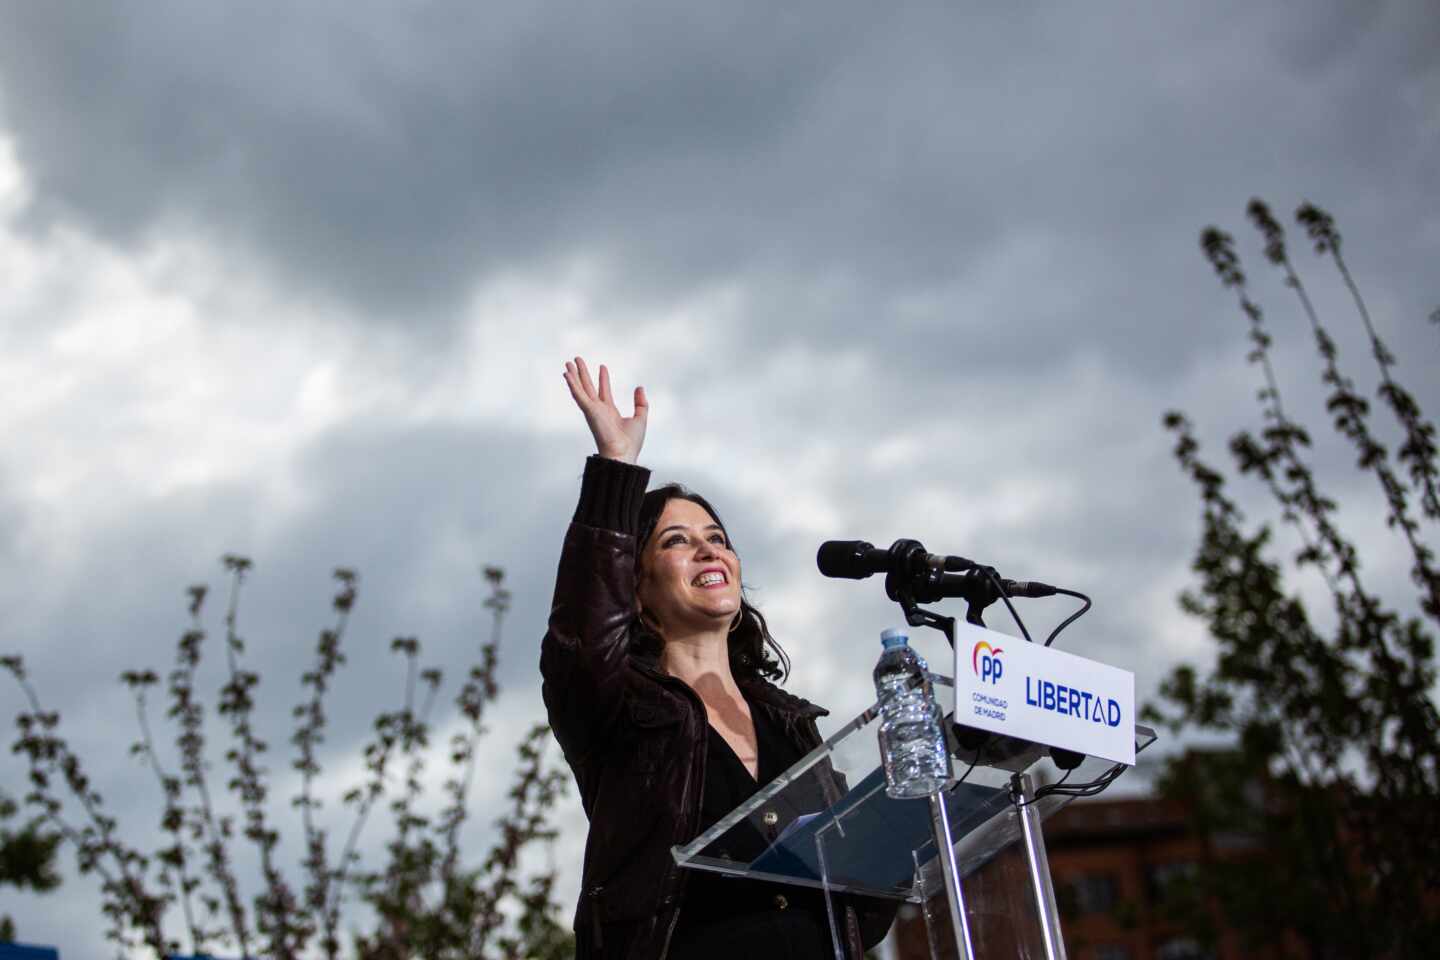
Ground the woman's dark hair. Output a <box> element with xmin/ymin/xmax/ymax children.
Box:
<box><xmin>631</xmin><ymin>483</ymin><xmax>790</xmax><ymax>683</ymax></box>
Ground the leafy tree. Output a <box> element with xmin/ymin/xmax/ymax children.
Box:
<box><xmin>4</xmin><ymin>560</ymin><xmax>573</xmax><ymax>959</ymax></box>
<box><xmin>1145</xmin><ymin>200</ymin><xmax>1440</xmax><ymax>958</ymax></box>
<box><xmin>0</xmin><ymin>787</ymin><xmax>62</xmax><ymax>942</ymax></box>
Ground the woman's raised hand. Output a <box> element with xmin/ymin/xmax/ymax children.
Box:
<box><xmin>563</xmin><ymin>357</ymin><xmax>649</xmax><ymax>464</ymax></box>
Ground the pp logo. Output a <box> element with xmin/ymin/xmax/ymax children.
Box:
<box><xmin>972</xmin><ymin>640</ymin><xmax>1004</xmax><ymax>685</ymax></box>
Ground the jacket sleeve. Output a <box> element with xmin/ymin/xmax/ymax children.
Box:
<box><xmin>540</xmin><ymin>456</ymin><xmax>651</xmax><ymax>785</ymax></box>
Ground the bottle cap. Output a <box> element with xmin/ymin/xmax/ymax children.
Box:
<box><xmin>880</xmin><ymin>627</ymin><xmax>909</xmax><ymax>649</ymax></box>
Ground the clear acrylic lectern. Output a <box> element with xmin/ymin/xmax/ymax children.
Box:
<box><xmin>673</xmin><ymin>676</ymin><xmax>1157</xmax><ymax>959</ymax></box>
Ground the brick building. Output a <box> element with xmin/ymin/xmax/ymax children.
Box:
<box><xmin>1042</xmin><ymin>795</ymin><xmax>1266</xmax><ymax>960</ymax></box>
<box><xmin>889</xmin><ymin>794</ymin><xmax>1273</xmax><ymax>960</ymax></box>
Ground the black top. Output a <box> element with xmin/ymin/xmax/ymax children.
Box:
<box><xmin>669</xmin><ymin>697</ymin><xmax>835</xmax><ymax>960</ymax></box>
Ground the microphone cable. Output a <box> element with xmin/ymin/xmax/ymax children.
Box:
<box><xmin>952</xmin><ymin>744</ymin><xmax>982</xmax><ymax>789</ymax></box>
<box><xmin>1044</xmin><ymin>588</ymin><xmax>1093</xmax><ymax>648</ymax></box>
<box><xmin>981</xmin><ymin>573</ymin><xmax>1092</xmax><ymax>650</ymax></box>
<box><xmin>1015</xmin><ymin>759</ymin><xmax>1127</xmax><ymax>807</ymax></box>
<box><xmin>980</xmin><ymin>567</ymin><xmax>1033</xmax><ymax>643</ymax></box>
<box><xmin>1014</xmin><ymin>768</ymin><xmax>1073</xmax><ymax>806</ymax></box>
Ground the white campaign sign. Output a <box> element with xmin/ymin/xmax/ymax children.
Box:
<box><xmin>952</xmin><ymin>621</ymin><xmax>1136</xmax><ymax>765</ymax></box>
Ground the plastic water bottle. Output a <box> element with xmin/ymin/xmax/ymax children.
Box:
<box><xmin>874</xmin><ymin>627</ymin><xmax>951</xmax><ymax>799</ymax></box>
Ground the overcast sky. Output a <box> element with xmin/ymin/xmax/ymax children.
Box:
<box><xmin>2</xmin><ymin>1</ymin><xmax>1437</xmax><ymax>955</ymax></box>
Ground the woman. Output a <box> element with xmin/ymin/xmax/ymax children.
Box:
<box><xmin>542</xmin><ymin>358</ymin><xmax>892</xmax><ymax>959</ymax></box>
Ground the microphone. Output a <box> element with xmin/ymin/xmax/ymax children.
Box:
<box><xmin>816</xmin><ymin>539</ymin><xmax>975</xmax><ymax>580</ymax></box>
<box><xmin>815</xmin><ymin>540</ymin><xmax>893</xmax><ymax>578</ymax></box>
<box><xmin>817</xmin><ymin>540</ymin><xmax>1059</xmax><ymax>601</ymax></box>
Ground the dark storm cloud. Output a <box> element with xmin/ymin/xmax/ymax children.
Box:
<box><xmin>2</xmin><ymin>2</ymin><xmax>1435</xmax><ymax>383</ymax></box>
<box><xmin>0</xmin><ymin>0</ymin><xmax>879</xmax><ymax>317</ymax></box>
<box><xmin>0</xmin><ymin>9</ymin><xmax>1410</xmax><ymax>314</ymax></box>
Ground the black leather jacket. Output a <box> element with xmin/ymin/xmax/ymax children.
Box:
<box><xmin>540</xmin><ymin>458</ymin><xmax>885</xmax><ymax>960</ymax></box>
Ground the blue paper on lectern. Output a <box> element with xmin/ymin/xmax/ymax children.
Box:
<box><xmin>748</xmin><ymin>768</ymin><xmax>1008</xmax><ymax>890</ymax></box>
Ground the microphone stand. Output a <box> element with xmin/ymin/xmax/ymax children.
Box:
<box><xmin>899</xmin><ymin>598</ymin><xmax>957</xmax><ymax>648</ymax></box>
<box><xmin>884</xmin><ymin>560</ymin><xmax>1001</xmax><ymax>649</ymax></box>
<box><xmin>881</xmin><ymin>557</ymin><xmax>998</xmax><ymax>960</ymax></box>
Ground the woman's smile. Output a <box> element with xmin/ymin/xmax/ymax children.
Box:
<box><xmin>639</xmin><ymin>498</ymin><xmax>741</xmax><ymax>627</ymax></box>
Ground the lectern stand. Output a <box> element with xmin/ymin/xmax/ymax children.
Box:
<box><xmin>672</xmin><ymin>676</ymin><xmax>1157</xmax><ymax>959</ymax></box>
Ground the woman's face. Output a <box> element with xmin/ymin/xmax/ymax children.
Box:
<box><xmin>637</xmin><ymin>497</ymin><xmax>742</xmax><ymax>635</ymax></box>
